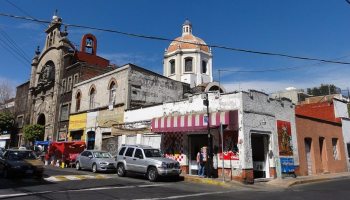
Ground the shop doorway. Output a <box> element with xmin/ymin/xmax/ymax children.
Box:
<box><xmin>188</xmin><ymin>134</ymin><xmax>210</xmax><ymax>175</ymax></box>
<box><xmin>87</xmin><ymin>131</ymin><xmax>95</xmax><ymax>150</ymax></box>
<box><xmin>251</xmin><ymin>133</ymin><xmax>270</xmax><ymax>179</ymax></box>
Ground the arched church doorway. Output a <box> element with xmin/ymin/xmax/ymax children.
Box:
<box><xmin>37</xmin><ymin>114</ymin><xmax>46</xmax><ymax>126</ymax></box>
<box><xmin>37</xmin><ymin>113</ymin><xmax>46</xmax><ymax>141</ymax></box>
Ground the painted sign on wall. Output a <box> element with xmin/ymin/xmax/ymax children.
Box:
<box><xmin>277</xmin><ymin>120</ymin><xmax>293</xmax><ymax>156</ymax></box>
<box><xmin>280</xmin><ymin>157</ymin><xmax>295</xmax><ymax>173</ymax></box>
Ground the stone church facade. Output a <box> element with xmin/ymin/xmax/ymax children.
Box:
<box><xmin>14</xmin><ymin>14</ymin><xmax>113</xmax><ymax>146</ymax></box>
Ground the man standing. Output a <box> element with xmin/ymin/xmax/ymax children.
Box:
<box><xmin>197</xmin><ymin>147</ymin><xmax>207</xmax><ymax>177</ymax></box>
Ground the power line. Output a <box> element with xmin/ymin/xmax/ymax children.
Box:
<box><xmin>216</xmin><ymin>55</ymin><xmax>350</xmax><ymax>74</ymax></box>
<box><xmin>0</xmin><ymin>37</ymin><xmax>29</xmax><ymax>66</ymax></box>
<box><xmin>4</xmin><ymin>0</ymin><xmax>47</xmax><ymax>29</ymax></box>
<box><xmin>0</xmin><ymin>27</ymin><xmax>31</xmax><ymax>62</ymax></box>
<box><xmin>0</xmin><ymin>12</ymin><xmax>350</xmax><ymax>65</ymax></box>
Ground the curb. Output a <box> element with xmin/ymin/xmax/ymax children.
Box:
<box><xmin>287</xmin><ymin>177</ymin><xmax>332</xmax><ymax>187</ymax></box>
<box><xmin>183</xmin><ymin>176</ymin><xmax>246</xmax><ymax>188</ymax></box>
<box><xmin>267</xmin><ymin>174</ymin><xmax>350</xmax><ymax>188</ymax></box>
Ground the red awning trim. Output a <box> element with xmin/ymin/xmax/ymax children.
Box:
<box><xmin>151</xmin><ymin>110</ymin><xmax>238</xmax><ymax>133</ymax></box>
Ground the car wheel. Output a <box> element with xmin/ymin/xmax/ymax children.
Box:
<box><xmin>147</xmin><ymin>167</ymin><xmax>158</xmax><ymax>182</ymax></box>
<box><xmin>92</xmin><ymin>163</ymin><xmax>97</xmax><ymax>173</ymax></box>
<box><xmin>76</xmin><ymin>162</ymin><xmax>81</xmax><ymax>170</ymax></box>
<box><xmin>117</xmin><ymin>164</ymin><xmax>126</xmax><ymax>177</ymax></box>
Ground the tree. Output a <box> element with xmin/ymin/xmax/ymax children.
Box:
<box><xmin>0</xmin><ymin>80</ymin><xmax>13</xmax><ymax>104</ymax></box>
<box><xmin>23</xmin><ymin>124</ymin><xmax>45</xmax><ymax>143</ymax></box>
<box><xmin>0</xmin><ymin>112</ymin><xmax>14</xmax><ymax>134</ymax></box>
<box><xmin>306</xmin><ymin>84</ymin><xmax>340</xmax><ymax>96</ymax></box>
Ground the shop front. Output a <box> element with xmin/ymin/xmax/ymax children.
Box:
<box><xmin>0</xmin><ymin>134</ymin><xmax>11</xmax><ymax>149</ymax></box>
<box><xmin>151</xmin><ymin>110</ymin><xmax>239</xmax><ymax>176</ymax></box>
<box><xmin>68</xmin><ymin>113</ymin><xmax>87</xmax><ymax>142</ymax></box>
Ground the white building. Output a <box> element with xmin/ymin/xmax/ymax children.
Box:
<box><xmin>163</xmin><ymin>20</ymin><xmax>213</xmax><ymax>88</ymax></box>
<box><xmin>123</xmin><ymin>90</ymin><xmax>298</xmax><ymax>183</ymax></box>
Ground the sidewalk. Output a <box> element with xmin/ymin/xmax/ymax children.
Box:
<box><xmin>182</xmin><ymin>175</ymin><xmax>258</xmax><ymax>189</ymax></box>
<box><xmin>183</xmin><ymin>172</ymin><xmax>350</xmax><ymax>189</ymax></box>
<box><xmin>266</xmin><ymin>172</ymin><xmax>350</xmax><ymax>188</ymax></box>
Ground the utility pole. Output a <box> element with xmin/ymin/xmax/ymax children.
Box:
<box><xmin>203</xmin><ymin>93</ymin><xmax>212</xmax><ymax>178</ymax></box>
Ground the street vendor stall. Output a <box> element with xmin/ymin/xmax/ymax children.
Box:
<box><xmin>34</xmin><ymin>140</ymin><xmax>50</xmax><ymax>162</ymax></box>
<box><xmin>46</xmin><ymin>141</ymin><xmax>86</xmax><ymax>167</ymax></box>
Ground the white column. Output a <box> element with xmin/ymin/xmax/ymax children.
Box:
<box><xmin>121</xmin><ymin>135</ymin><xmax>126</xmax><ymax>144</ymax></box>
<box><xmin>136</xmin><ymin>133</ymin><xmax>142</xmax><ymax>144</ymax></box>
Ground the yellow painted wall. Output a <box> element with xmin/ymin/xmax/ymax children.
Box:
<box><xmin>68</xmin><ymin>113</ymin><xmax>87</xmax><ymax>141</ymax></box>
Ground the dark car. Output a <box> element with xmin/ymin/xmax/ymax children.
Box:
<box><xmin>0</xmin><ymin>147</ymin><xmax>4</xmax><ymax>156</ymax></box>
<box><xmin>0</xmin><ymin>149</ymin><xmax>44</xmax><ymax>178</ymax></box>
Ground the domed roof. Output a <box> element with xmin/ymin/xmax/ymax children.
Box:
<box><xmin>167</xmin><ymin>34</ymin><xmax>209</xmax><ymax>53</ymax></box>
<box><xmin>167</xmin><ymin>20</ymin><xmax>210</xmax><ymax>54</ymax></box>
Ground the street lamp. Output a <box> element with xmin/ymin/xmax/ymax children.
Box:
<box><xmin>202</xmin><ymin>93</ymin><xmax>212</xmax><ymax>178</ymax></box>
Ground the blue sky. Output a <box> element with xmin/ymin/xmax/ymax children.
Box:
<box><xmin>1</xmin><ymin>0</ymin><xmax>350</xmax><ymax>94</ymax></box>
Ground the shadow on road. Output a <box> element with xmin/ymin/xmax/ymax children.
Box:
<box><xmin>124</xmin><ymin>172</ymin><xmax>185</xmax><ymax>183</ymax></box>
<box><xmin>0</xmin><ymin>176</ymin><xmax>55</xmax><ymax>189</ymax></box>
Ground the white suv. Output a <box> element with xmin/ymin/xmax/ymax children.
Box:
<box><xmin>115</xmin><ymin>145</ymin><xmax>181</xmax><ymax>181</ymax></box>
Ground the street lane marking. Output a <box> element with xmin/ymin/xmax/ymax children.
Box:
<box><xmin>132</xmin><ymin>191</ymin><xmax>234</xmax><ymax>200</ymax></box>
<box><xmin>44</xmin><ymin>174</ymin><xmax>110</xmax><ymax>182</ymax></box>
<box><xmin>0</xmin><ymin>183</ymin><xmax>169</xmax><ymax>199</ymax></box>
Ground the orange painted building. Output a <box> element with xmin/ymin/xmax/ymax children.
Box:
<box><xmin>295</xmin><ymin>101</ymin><xmax>348</xmax><ymax>176</ymax></box>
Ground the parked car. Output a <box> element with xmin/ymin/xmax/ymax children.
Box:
<box><xmin>75</xmin><ymin>150</ymin><xmax>117</xmax><ymax>173</ymax></box>
<box><xmin>116</xmin><ymin>145</ymin><xmax>181</xmax><ymax>181</ymax></box>
<box><xmin>0</xmin><ymin>149</ymin><xmax>44</xmax><ymax>178</ymax></box>
<box><xmin>0</xmin><ymin>147</ymin><xmax>4</xmax><ymax>156</ymax></box>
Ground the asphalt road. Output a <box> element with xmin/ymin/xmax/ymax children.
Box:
<box><xmin>0</xmin><ymin>166</ymin><xmax>350</xmax><ymax>200</ymax></box>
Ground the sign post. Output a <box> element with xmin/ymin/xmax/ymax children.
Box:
<box><xmin>220</xmin><ymin>123</ymin><xmax>225</xmax><ymax>182</ymax></box>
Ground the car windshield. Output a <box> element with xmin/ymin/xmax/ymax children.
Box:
<box><xmin>94</xmin><ymin>152</ymin><xmax>112</xmax><ymax>158</ymax></box>
<box><xmin>7</xmin><ymin>151</ymin><xmax>37</xmax><ymax>161</ymax></box>
<box><xmin>144</xmin><ymin>149</ymin><xmax>162</xmax><ymax>158</ymax></box>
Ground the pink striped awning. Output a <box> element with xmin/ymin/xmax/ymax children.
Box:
<box><xmin>151</xmin><ymin>110</ymin><xmax>238</xmax><ymax>133</ymax></box>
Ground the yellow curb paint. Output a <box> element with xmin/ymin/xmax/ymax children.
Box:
<box><xmin>95</xmin><ymin>175</ymin><xmax>107</xmax><ymax>179</ymax></box>
<box><xmin>74</xmin><ymin>176</ymin><xmax>87</xmax><ymax>180</ymax></box>
<box><xmin>54</xmin><ymin>176</ymin><xmax>70</xmax><ymax>181</ymax></box>
<box><xmin>184</xmin><ymin>177</ymin><xmax>231</xmax><ymax>188</ymax></box>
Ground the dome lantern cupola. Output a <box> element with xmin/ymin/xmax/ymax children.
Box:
<box><xmin>182</xmin><ymin>19</ymin><xmax>192</xmax><ymax>36</ymax></box>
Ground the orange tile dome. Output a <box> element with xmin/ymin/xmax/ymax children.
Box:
<box><xmin>167</xmin><ymin>34</ymin><xmax>209</xmax><ymax>53</ymax></box>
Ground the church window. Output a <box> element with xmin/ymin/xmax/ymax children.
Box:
<box><xmin>89</xmin><ymin>87</ymin><xmax>96</xmax><ymax>109</ymax></box>
<box><xmin>68</xmin><ymin>76</ymin><xmax>73</xmax><ymax>92</ymax></box>
<box><xmin>17</xmin><ymin>115</ymin><xmax>24</xmax><ymax>128</ymax></box>
<box><xmin>185</xmin><ymin>57</ymin><xmax>193</xmax><ymax>72</ymax></box>
<box><xmin>109</xmin><ymin>81</ymin><xmax>117</xmax><ymax>105</ymax></box>
<box><xmin>202</xmin><ymin>60</ymin><xmax>207</xmax><ymax>74</ymax></box>
<box><xmin>169</xmin><ymin>59</ymin><xmax>175</xmax><ymax>74</ymax></box>
<box><xmin>74</xmin><ymin>74</ymin><xmax>79</xmax><ymax>84</ymax></box>
<box><xmin>60</xmin><ymin>104</ymin><xmax>69</xmax><ymax>121</ymax></box>
<box><xmin>61</xmin><ymin>79</ymin><xmax>66</xmax><ymax>94</ymax></box>
<box><xmin>76</xmin><ymin>92</ymin><xmax>81</xmax><ymax>112</ymax></box>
